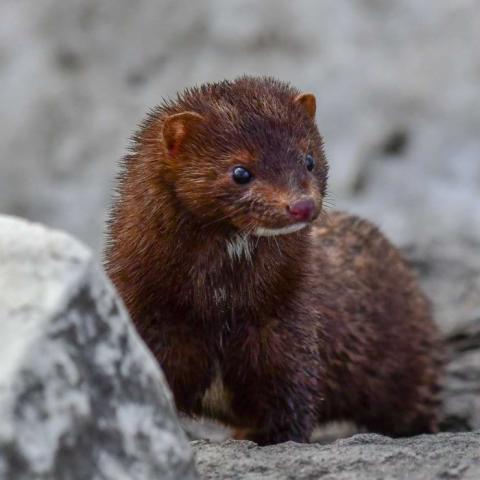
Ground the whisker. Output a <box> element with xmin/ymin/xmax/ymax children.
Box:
<box><xmin>273</xmin><ymin>235</ymin><xmax>282</xmax><ymax>256</ymax></box>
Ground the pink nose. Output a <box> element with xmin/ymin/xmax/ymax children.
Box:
<box><xmin>287</xmin><ymin>198</ymin><xmax>315</xmax><ymax>222</ymax></box>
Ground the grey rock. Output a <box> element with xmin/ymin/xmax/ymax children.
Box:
<box><xmin>405</xmin><ymin>239</ymin><xmax>480</xmax><ymax>432</ymax></box>
<box><xmin>406</xmin><ymin>239</ymin><xmax>480</xmax><ymax>335</ymax></box>
<box><xmin>193</xmin><ymin>433</ymin><xmax>480</xmax><ymax>480</ymax></box>
<box><xmin>441</xmin><ymin>318</ymin><xmax>480</xmax><ymax>432</ymax></box>
<box><xmin>0</xmin><ymin>215</ymin><xmax>197</xmax><ymax>480</ymax></box>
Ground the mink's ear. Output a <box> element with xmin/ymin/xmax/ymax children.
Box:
<box><xmin>162</xmin><ymin>111</ymin><xmax>204</xmax><ymax>153</ymax></box>
<box><xmin>294</xmin><ymin>93</ymin><xmax>316</xmax><ymax>120</ymax></box>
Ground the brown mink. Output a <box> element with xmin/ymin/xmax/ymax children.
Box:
<box><xmin>105</xmin><ymin>76</ymin><xmax>443</xmax><ymax>445</ymax></box>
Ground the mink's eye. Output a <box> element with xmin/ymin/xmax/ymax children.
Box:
<box><xmin>305</xmin><ymin>154</ymin><xmax>315</xmax><ymax>172</ymax></box>
<box><xmin>232</xmin><ymin>166</ymin><xmax>252</xmax><ymax>184</ymax></box>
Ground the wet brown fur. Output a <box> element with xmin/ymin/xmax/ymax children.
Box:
<box><xmin>105</xmin><ymin>76</ymin><xmax>443</xmax><ymax>445</ymax></box>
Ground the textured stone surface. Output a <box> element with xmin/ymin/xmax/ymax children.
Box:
<box><xmin>405</xmin><ymin>240</ymin><xmax>480</xmax><ymax>433</ymax></box>
<box><xmin>193</xmin><ymin>433</ymin><xmax>480</xmax><ymax>480</ymax></box>
<box><xmin>441</xmin><ymin>318</ymin><xmax>480</xmax><ymax>432</ymax></box>
<box><xmin>401</xmin><ymin>239</ymin><xmax>480</xmax><ymax>436</ymax></box>
<box><xmin>406</xmin><ymin>239</ymin><xmax>480</xmax><ymax>335</ymax></box>
<box><xmin>0</xmin><ymin>215</ymin><xmax>197</xmax><ymax>480</ymax></box>
<box><xmin>1</xmin><ymin>0</ymin><xmax>480</xmax><ymax>252</ymax></box>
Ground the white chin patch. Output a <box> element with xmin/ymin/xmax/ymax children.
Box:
<box><xmin>254</xmin><ymin>223</ymin><xmax>308</xmax><ymax>237</ymax></box>
<box><xmin>226</xmin><ymin>235</ymin><xmax>252</xmax><ymax>261</ymax></box>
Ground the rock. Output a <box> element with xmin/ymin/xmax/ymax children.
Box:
<box><xmin>404</xmin><ymin>239</ymin><xmax>480</xmax><ymax>432</ymax></box>
<box><xmin>441</xmin><ymin>318</ymin><xmax>480</xmax><ymax>432</ymax></box>
<box><xmin>193</xmin><ymin>433</ymin><xmax>480</xmax><ymax>480</ymax></box>
<box><xmin>0</xmin><ymin>215</ymin><xmax>197</xmax><ymax>480</ymax></box>
<box><xmin>1</xmin><ymin>1</ymin><xmax>480</xmax><ymax>252</ymax></box>
<box><xmin>406</xmin><ymin>239</ymin><xmax>480</xmax><ymax>335</ymax></box>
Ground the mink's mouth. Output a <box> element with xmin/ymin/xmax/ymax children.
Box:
<box><xmin>253</xmin><ymin>222</ymin><xmax>309</xmax><ymax>237</ymax></box>
<box><xmin>229</xmin><ymin>197</ymin><xmax>320</xmax><ymax>237</ymax></box>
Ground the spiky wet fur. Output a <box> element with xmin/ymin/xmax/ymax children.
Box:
<box><xmin>105</xmin><ymin>76</ymin><xmax>443</xmax><ymax>445</ymax></box>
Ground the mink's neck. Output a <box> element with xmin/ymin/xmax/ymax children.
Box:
<box><xmin>148</xmin><ymin>190</ymin><xmax>312</xmax><ymax>323</ymax></box>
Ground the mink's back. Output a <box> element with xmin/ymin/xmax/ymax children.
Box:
<box><xmin>308</xmin><ymin>211</ymin><xmax>441</xmax><ymax>432</ymax></box>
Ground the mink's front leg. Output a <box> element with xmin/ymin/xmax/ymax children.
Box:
<box><xmin>233</xmin><ymin>394</ymin><xmax>316</xmax><ymax>445</ymax></box>
<box><xmin>224</xmin><ymin>320</ymin><xmax>320</xmax><ymax>445</ymax></box>
<box><xmin>143</xmin><ymin>320</ymin><xmax>213</xmax><ymax>415</ymax></box>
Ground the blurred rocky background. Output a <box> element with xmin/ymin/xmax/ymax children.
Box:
<box><xmin>1</xmin><ymin>2</ymin><xmax>480</xmax><ymax>478</ymax></box>
<box><xmin>1</xmin><ymin>0</ymin><xmax>479</xmax><ymax>255</ymax></box>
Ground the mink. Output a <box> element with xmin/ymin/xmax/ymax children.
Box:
<box><xmin>104</xmin><ymin>76</ymin><xmax>443</xmax><ymax>445</ymax></box>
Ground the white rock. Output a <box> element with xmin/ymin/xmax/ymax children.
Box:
<box><xmin>0</xmin><ymin>215</ymin><xmax>197</xmax><ymax>480</ymax></box>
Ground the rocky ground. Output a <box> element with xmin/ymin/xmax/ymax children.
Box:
<box><xmin>193</xmin><ymin>433</ymin><xmax>480</xmax><ymax>480</ymax></box>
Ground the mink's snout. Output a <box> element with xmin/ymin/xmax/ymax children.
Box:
<box><xmin>287</xmin><ymin>198</ymin><xmax>317</xmax><ymax>222</ymax></box>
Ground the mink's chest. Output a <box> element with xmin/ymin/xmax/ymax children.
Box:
<box><xmin>186</xmin><ymin>236</ymin><xmax>271</xmax><ymax>314</ymax></box>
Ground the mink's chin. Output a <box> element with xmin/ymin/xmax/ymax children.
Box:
<box><xmin>253</xmin><ymin>222</ymin><xmax>309</xmax><ymax>237</ymax></box>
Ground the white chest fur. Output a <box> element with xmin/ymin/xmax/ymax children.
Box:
<box><xmin>226</xmin><ymin>235</ymin><xmax>252</xmax><ymax>262</ymax></box>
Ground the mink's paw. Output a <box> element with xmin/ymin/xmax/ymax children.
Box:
<box><xmin>233</xmin><ymin>427</ymin><xmax>310</xmax><ymax>446</ymax></box>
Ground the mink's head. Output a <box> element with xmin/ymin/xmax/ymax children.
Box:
<box><xmin>144</xmin><ymin>77</ymin><xmax>328</xmax><ymax>237</ymax></box>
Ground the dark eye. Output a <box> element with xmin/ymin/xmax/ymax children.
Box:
<box><xmin>305</xmin><ymin>154</ymin><xmax>315</xmax><ymax>171</ymax></box>
<box><xmin>232</xmin><ymin>166</ymin><xmax>252</xmax><ymax>184</ymax></box>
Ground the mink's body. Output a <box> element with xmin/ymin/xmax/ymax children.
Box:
<box><xmin>105</xmin><ymin>76</ymin><xmax>442</xmax><ymax>445</ymax></box>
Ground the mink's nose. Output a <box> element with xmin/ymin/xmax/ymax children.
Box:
<box><xmin>287</xmin><ymin>198</ymin><xmax>315</xmax><ymax>222</ymax></box>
